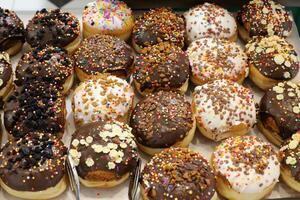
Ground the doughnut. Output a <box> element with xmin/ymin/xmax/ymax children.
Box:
<box><xmin>15</xmin><ymin>46</ymin><xmax>74</xmax><ymax>94</ymax></box>
<box><xmin>69</xmin><ymin>120</ymin><xmax>138</xmax><ymax>188</ymax></box>
<box><xmin>0</xmin><ymin>52</ymin><xmax>13</xmax><ymax>105</ymax></box>
<box><xmin>132</xmin><ymin>8</ymin><xmax>185</xmax><ymax>53</ymax></box>
<box><xmin>130</xmin><ymin>90</ymin><xmax>196</xmax><ymax>155</ymax></box>
<box><xmin>0</xmin><ymin>132</ymin><xmax>67</xmax><ymax>200</ymax></box>
<box><xmin>73</xmin><ymin>75</ymin><xmax>134</xmax><ymax>127</ymax></box>
<box><xmin>82</xmin><ymin>0</ymin><xmax>134</xmax><ymax>40</ymax></box>
<box><xmin>187</xmin><ymin>37</ymin><xmax>248</xmax><ymax>85</ymax></box>
<box><xmin>237</xmin><ymin>0</ymin><xmax>293</xmax><ymax>42</ymax></box>
<box><xmin>258</xmin><ymin>81</ymin><xmax>300</xmax><ymax>146</ymax></box>
<box><xmin>74</xmin><ymin>34</ymin><xmax>134</xmax><ymax>81</ymax></box>
<box><xmin>192</xmin><ymin>79</ymin><xmax>256</xmax><ymax>141</ymax></box>
<box><xmin>141</xmin><ymin>147</ymin><xmax>217</xmax><ymax>200</ymax></box>
<box><xmin>212</xmin><ymin>136</ymin><xmax>280</xmax><ymax>200</ymax></box>
<box><xmin>4</xmin><ymin>81</ymin><xmax>65</xmax><ymax>138</ymax></box>
<box><xmin>184</xmin><ymin>2</ymin><xmax>237</xmax><ymax>44</ymax></box>
<box><xmin>26</xmin><ymin>8</ymin><xmax>81</xmax><ymax>53</ymax></box>
<box><xmin>133</xmin><ymin>42</ymin><xmax>189</xmax><ymax>96</ymax></box>
<box><xmin>245</xmin><ymin>36</ymin><xmax>299</xmax><ymax>90</ymax></box>
<box><xmin>0</xmin><ymin>7</ymin><xmax>25</xmax><ymax>56</ymax></box>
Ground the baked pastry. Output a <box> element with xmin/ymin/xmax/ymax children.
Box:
<box><xmin>4</xmin><ymin>81</ymin><xmax>65</xmax><ymax>138</ymax></box>
<box><xmin>187</xmin><ymin>37</ymin><xmax>248</xmax><ymax>85</ymax></box>
<box><xmin>141</xmin><ymin>147</ymin><xmax>217</xmax><ymax>200</ymax></box>
<box><xmin>130</xmin><ymin>90</ymin><xmax>195</xmax><ymax>155</ymax></box>
<box><xmin>26</xmin><ymin>8</ymin><xmax>80</xmax><ymax>53</ymax></box>
<box><xmin>0</xmin><ymin>7</ymin><xmax>25</xmax><ymax>56</ymax></box>
<box><xmin>279</xmin><ymin>131</ymin><xmax>300</xmax><ymax>192</ymax></box>
<box><xmin>237</xmin><ymin>0</ymin><xmax>293</xmax><ymax>42</ymax></box>
<box><xmin>74</xmin><ymin>34</ymin><xmax>134</xmax><ymax>81</ymax></box>
<box><xmin>212</xmin><ymin>136</ymin><xmax>280</xmax><ymax>200</ymax></box>
<box><xmin>82</xmin><ymin>0</ymin><xmax>134</xmax><ymax>40</ymax></box>
<box><xmin>245</xmin><ymin>36</ymin><xmax>299</xmax><ymax>90</ymax></box>
<box><xmin>15</xmin><ymin>46</ymin><xmax>74</xmax><ymax>94</ymax></box>
<box><xmin>69</xmin><ymin>120</ymin><xmax>138</xmax><ymax>188</ymax></box>
<box><xmin>184</xmin><ymin>3</ymin><xmax>237</xmax><ymax>44</ymax></box>
<box><xmin>258</xmin><ymin>81</ymin><xmax>300</xmax><ymax>146</ymax></box>
<box><xmin>73</xmin><ymin>75</ymin><xmax>134</xmax><ymax>126</ymax></box>
<box><xmin>0</xmin><ymin>132</ymin><xmax>67</xmax><ymax>200</ymax></box>
<box><xmin>132</xmin><ymin>8</ymin><xmax>185</xmax><ymax>53</ymax></box>
<box><xmin>133</xmin><ymin>42</ymin><xmax>189</xmax><ymax>96</ymax></box>
<box><xmin>0</xmin><ymin>52</ymin><xmax>13</xmax><ymax>104</ymax></box>
<box><xmin>192</xmin><ymin>79</ymin><xmax>256</xmax><ymax>141</ymax></box>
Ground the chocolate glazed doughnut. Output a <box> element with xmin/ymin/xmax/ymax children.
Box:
<box><xmin>4</xmin><ymin>81</ymin><xmax>65</xmax><ymax>138</ymax></box>
<box><xmin>0</xmin><ymin>132</ymin><xmax>67</xmax><ymax>200</ymax></box>
<box><xmin>0</xmin><ymin>7</ymin><xmax>25</xmax><ymax>56</ymax></box>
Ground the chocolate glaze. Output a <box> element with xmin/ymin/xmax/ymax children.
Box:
<box><xmin>133</xmin><ymin>42</ymin><xmax>189</xmax><ymax>92</ymax></box>
<box><xmin>130</xmin><ymin>91</ymin><xmax>193</xmax><ymax>148</ymax></box>
<box><xmin>26</xmin><ymin>8</ymin><xmax>79</xmax><ymax>48</ymax></box>
<box><xmin>4</xmin><ymin>81</ymin><xmax>65</xmax><ymax>138</ymax></box>
<box><xmin>15</xmin><ymin>45</ymin><xmax>73</xmax><ymax>86</ymax></box>
<box><xmin>74</xmin><ymin>34</ymin><xmax>134</xmax><ymax>77</ymax></box>
<box><xmin>0</xmin><ymin>132</ymin><xmax>67</xmax><ymax>191</ymax></box>
<box><xmin>0</xmin><ymin>7</ymin><xmax>25</xmax><ymax>51</ymax></box>
<box><xmin>70</xmin><ymin>121</ymin><xmax>138</xmax><ymax>180</ymax></box>
<box><xmin>141</xmin><ymin>148</ymin><xmax>216</xmax><ymax>200</ymax></box>
<box><xmin>0</xmin><ymin>52</ymin><xmax>12</xmax><ymax>90</ymax></box>
<box><xmin>260</xmin><ymin>82</ymin><xmax>300</xmax><ymax>140</ymax></box>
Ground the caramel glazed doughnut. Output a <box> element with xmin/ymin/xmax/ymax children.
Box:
<box><xmin>69</xmin><ymin>120</ymin><xmax>138</xmax><ymax>188</ymax></box>
<box><xmin>74</xmin><ymin>34</ymin><xmax>134</xmax><ymax>81</ymax></box>
<box><xmin>130</xmin><ymin>90</ymin><xmax>196</xmax><ymax>155</ymax></box>
<box><xmin>237</xmin><ymin>0</ymin><xmax>293</xmax><ymax>42</ymax></box>
<box><xmin>0</xmin><ymin>132</ymin><xmax>67</xmax><ymax>200</ymax></box>
<box><xmin>187</xmin><ymin>37</ymin><xmax>248</xmax><ymax>85</ymax></box>
<box><xmin>245</xmin><ymin>35</ymin><xmax>299</xmax><ymax>90</ymax></box>
<box><xmin>212</xmin><ymin>136</ymin><xmax>280</xmax><ymax>200</ymax></box>
<box><xmin>82</xmin><ymin>0</ymin><xmax>134</xmax><ymax>40</ymax></box>
<box><xmin>132</xmin><ymin>8</ymin><xmax>185</xmax><ymax>53</ymax></box>
<box><xmin>184</xmin><ymin>2</ymin><xmax>237</xmax><ymax>44</ymax></box>
<box><xmin>193</xmin><ymin>79</ymin><xmax>256</xmax><ymax>141</ymax></box>
<box><xmin>133</xmin><ymin>42</ymin><xmax>189</xmax><ymax>96</ymax></box>
<box><xmin>15</xmin><ymin>45</ymin><xmax>74</xmax><ymax>94</ymax></box>
<box><xmin>258</xmin><ymin>81</ymin><xmax>300</xmax><ymax>146</ymax></box>
<box><xmin>4</xmin><ymin>81</ymin><xmax>65</xmax><ymax>138</ymax></box>
<box><xmin>0</xmin><ymin>52</ymin><xmax>13</xmax><ymax>104</ymax></box>
<box><xmin>26</xmin><ymin>8</ymin><xmax>81</xmax><ymax>53</ymax></box>
<box><xmin>141</xmin><ymin>147</ymin><xmax>217</xmax><ymax>200</ymax></box>
<box><xmin>0</xmin><ymin>7</ymin><xmax>25</xmax><ymax>56</ymax></box>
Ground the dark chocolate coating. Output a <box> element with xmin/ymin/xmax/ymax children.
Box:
<box><xmin>260</xmin><ymin>82</ymin><xmax>300</xmax><ymax>140</ymax></box>
<box><xmin>26</xmin><ymin>8</ymin><xmax>79</xmax><ymax>48</ymax></box>
<box><xmin>15</xmin><ymin>45</ymin><xmax>73</xmax><ymax>86</ymax></box>
<box><xmin>74</xmin><ymin>34</ymin><xmax>134</xmax><ymax>77</ymax></box>
<box><xmin>4</xmin><ymin>81</ymin><xmax>65</xmax><ymax>138</ymax></box>
<box><xmin>130</xmin><ymin>90</ymin><xmax>193</xmax><ymax>148</ymax></box>
<box><xmin>133</xmin><ymin>42</ymin><xmax>189</xmax><ymax>92</ymax></box>
<box><xmin>0</xmin><ymin>132</ymin><xmax>67</xmax><ymax>191</ymax></box>
<box><xmin>0</xmin><ymin>52</ymin><xmax>12</xmax><ymax>90</ymax></box>
<box><xmin>0</xmin><ymin>7</ymin><xmax>25</xmax><ymax>51</ymax></box>
<box><xmin>141</xmin><ymin>148</ymin><xmax>216</xmax><ymax>200</ymax></box>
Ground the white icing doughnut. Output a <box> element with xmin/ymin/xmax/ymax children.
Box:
<box><xmin>184</xmin><ymin>3</ymin><xmax>237</xmax><ymax>43</ymax></box>
<box><xmin>193</xmin><ymin>79</ymin><xmax>256</xmax><ymax>135</ymax></box>
<box><xmin>73</xmin><ymin>75</ymin><xmax>134</xmax><ymax>125</ymax></box>
<box><xmin>187</xmin><ymin>37</ymin><xmax>248</xmax><ymax>84</ymax></box>
<box><xmin>213</xmin><ymin>135</ymin><xmax>280</xmax><ymax>193</ymax></box>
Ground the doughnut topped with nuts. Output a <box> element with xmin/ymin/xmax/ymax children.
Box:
<box><xmin>69</xmin><ymin>121</ymin><xmax>138</xmax><ymax>186</ymax></box>
<box><xmin>187</xmin><ymin>37</ymin><xmax>248</xmax><ymax>85</ymax></box>
<box><xmin>133</xmin><ymin>42</ymin><xmax>189</xmax><ymax>95</ymax></box>
<box><xmin>141</xmin><ymin>147</ymin><xmax>216</xmax><ymax>200</ymax></box>
<box><xmin>132</xmin><ymin>8</ymin><xmax>185</xmax><ymax>52</ymax></box>
<box><xmin>74</xmin><ymin>34</ymin><xmax>134</xmax><ymax>80</ymax></box>
<box><xmin>184</xmin><ymin>3</ymin><xmax>237</xmax><ymax>44</ymax></box>
<box><xmin>212</xmin><ymin>136</ymin><xmax>280</xmax><ymax>194</ymax></box>
<box><xmin>246</xmin><ymin>36</ymin><xmax>299</xmax><ymax>81</ymax></box>
<box><xmin>73</xmin><ymin>75</ymin><xmax>134</xmax><ymax>126</ymax></box>
<box><xmin>259</xmin><ymin>81</ymin><xmax>300</xmax><ymax>141</ymax></box>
